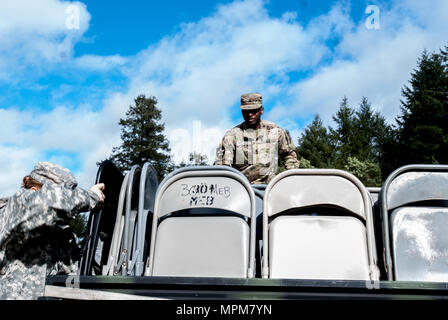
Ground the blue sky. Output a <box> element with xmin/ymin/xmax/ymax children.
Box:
<box><xmin>78</xmin><ymin>1</ymin><xmax>338</xmax><ymax>54</ymax></box>
<box><xmin>0</xmin><ymin>0</ymin><xmax>446</xmax><ymax>195</ymax></box>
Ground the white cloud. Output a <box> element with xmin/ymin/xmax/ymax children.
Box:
<box><xmin>125</xmin><ymin>0</ymin><xmax>447</xmax><ymax>162</ymax></box>
<box><xmin>286</xmin><ymin>0</ymin><xmax>448</xmax><ymax>125</ymax></box>
<box><xmin>75</xmin><ymin>54</ymin><xmax>128</xmax><ymax>71</ymax></box>
<box><xmin>0</xmin><ymin>0</ymin><xmax>87</xmax><ymax>34</ymax></box>
<box><xmin>118</xmin><ymin>0</ymin><xmax>338</xmax><ymax>163</ymax></box>
<box><xmin>0</xmin><ymin>146</ymin><xmax>41</xmax><ymax>196</ymax></box>
<box><xmin>0</xmin><ymin>0</ymin><xmax>90</xmax><ymax>82</ymax></box>
<box><xmin>0</xmin><ymin>105</ymin><xmax>121</xmax><ymax>195</ymax></box>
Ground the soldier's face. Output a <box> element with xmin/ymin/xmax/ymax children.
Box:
<box><xmin>242</xmin><ymin>107</ymin><xmax>263</xmax><ymax>127</ymax></box>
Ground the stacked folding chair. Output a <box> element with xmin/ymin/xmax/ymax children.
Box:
<box><xmin>79</xmin><ymin>160</ymin><xmax>124</xmax><ymax>275</ymax></box>
<box><xmin>130</xmin><ymin>162</ymin><xmax>159</xmax><ymax>276</ymax></box>
<box><xmin>102</xmin><ymin>165</ymin><xmax>140</xmax><ymax>275</ymax></box>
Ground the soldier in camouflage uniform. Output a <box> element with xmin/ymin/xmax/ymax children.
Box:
<box><xmin>0</xmin><ymin>161</ymin><xmax>105</xmax><ymax>300</ymax></box>
<box><xmin>215</xmin><ymin>93</ymin><xmax>300</xmax><ymax>184</ymax></box>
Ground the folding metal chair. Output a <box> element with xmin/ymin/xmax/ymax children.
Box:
<box><xmin>145</xmin><ymin>166</ymin><xmax>256</xmax><ymax>278</ymax></box>
<box><xmin>381</xmin><ymin>164</ymin><xmax>448</xmax><ymax>281</ymax></box>
<box><xmin>101</xmin><ymin>165</ymin><xmax>140</xmax><ymax>276</ymax></box>
<box><xmin>263</xmin><ymin>169</ymin><xmax>379</xmax><ymax>281</ymax></box>
<box><xmin>120</xmin><ymin>165</ymin><xmax>141</xmax><ymax>276</ymax></box>
<box><xmin>79</xmin><ymin>160</ymin><xmax>123</xmax><ymax>275</ymax></box>
<box><xmin>129</xmin><ymin>162</ymin><xmax>158</xmax><ymax>276</ymax></box>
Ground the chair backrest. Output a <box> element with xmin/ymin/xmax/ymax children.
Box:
<box><xmin>380</xmin><ymin>164</ymin><xmax>448</xmax><ymax>281</ymax></box>
<box><xmin>145</xmin><ymin>166</ymin><xmax>256</xmax><ymax>278</ymax></box>
<box><xmin>79</xmin><ymin>160</ymin><xmax>123</xmax><ymax>275</ymax></box>
<box><xmin>131</xmin><ymin>162</ymin><xmax>158</xmax><ymax>276</ymax></box>
<box><xmin>121</xmin><ymin>165</ymin><xmax>141</xmax><ymax>276</ymax></box>
<box><xmin>263</xmin><ymin>169</ymin><xmax>379</xmax><ymax>281</ymax></box>
<box><xmin>102</xmin><ymin>171</ymin><xmax>129</xmax><ymax>275</ymax></box>
<box><xmin>101</xmin><ymin>165</ymin><xmax>140</xmax><ymax>276</ymax></box>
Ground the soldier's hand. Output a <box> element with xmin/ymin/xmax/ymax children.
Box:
<box><xmin>89</xmin><ymin>183</ymin><xmax>105</xmax><ymax>204</ymax></box>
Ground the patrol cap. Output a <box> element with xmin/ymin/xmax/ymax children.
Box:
<box><xmin>30</xmin><ymin>161</ymin><xmax>78</xmax><ymax>188</ymax></box>
<box><xmin>240</xmin><ymin>93</ymin><xmax>262</xmax><ymax>110</ymax></box>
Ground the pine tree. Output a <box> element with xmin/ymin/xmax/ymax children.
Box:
<box><xmin>376</xmin><ymin>123</ymin><xmax>401</xmax><ymax>179</ymax></box>
<box><xmin>109</xmin><ymin>94</ymin><xmax>173</xmax><ymax>180</ymax></box>
<box><xmin>297</xmin><ymin>114</ymin><xmax>334</xmax><ymax>168</ymax></box>
<box><xmin>395</xmin><ymin>48</ymin><xmax>448</xmax><ymax>165</ymax></box>
<box><xmin>354</xmin><ymin>97</ymin><xmax>390</xmax><ymax>164</ymax></box>
<box><xmin>330</xmin><ymin>96</ymin><xmax>357</xmax><ymax>168</ymax></box>
<box><xmin>328</xmin><ymin>96</ymin><xmax>389</xmax><ymax>185</ymax></box>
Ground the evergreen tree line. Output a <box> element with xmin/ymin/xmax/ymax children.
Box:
<box><xmin>297</xmin><ymin>96</ymin><xmax>385</xmax><ymax>186</ymax></box>
<box><xmin>297</xmin><ymin>47</ymin><xmax>448</xmax><ymax>186</ymax></box>
<box><xmin>106</xmin><ymin>46</ymin><xmax>448</xmax><ymax>188</ymax></box>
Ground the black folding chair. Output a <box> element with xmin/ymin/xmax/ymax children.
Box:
<box><xmin>79</xmin><ymin>160</ymin><xmax>124</xmax><ymax>275</ymax></box>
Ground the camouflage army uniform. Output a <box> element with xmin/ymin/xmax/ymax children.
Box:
<box><xmin>215</xmin><ymin>119</ymin><xmax>300</xmax><ymax>184</ymax></box>
<box><xmin>0</xmin><ymin>165</ymin><xmax>100</xmax><ymax>300</ymax></box>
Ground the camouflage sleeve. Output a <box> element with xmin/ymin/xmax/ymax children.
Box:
<box><xmin>214</xmin><ymin>131</ymin><xmax>235</xmax><ymax>166</ymax></box>
<box><xmin>278</xmin><ymin>129</ymin><xmax>300</xmax><ymax>169</ymax></box>
<box><xmin>0</xmin><ymin>184</ymin><xmax>99</xmax><ymax>245</ymax></box>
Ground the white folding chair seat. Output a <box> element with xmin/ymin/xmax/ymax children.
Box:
<box><xmin>391</xmin><ymin>207</ymin><xmax>448</xmax><ymax>281</ymax></box>
<box><xmin>146</xmin><ymin>166</ymin><xmax>256</xmax><ymax>278</ymax></box>
<box><xmin>269</xmin><ymin>216</ymin><xmax>369</xmax><ymax>280</ymax></box>
<box><xmin>153</xmin><ymin>216</ymin><xmax>249</xmax><ymax>277</ymax></box>
<box><xmin>263</xmin><ymin>169</ymin><xmax>378</xmax><ymax>281</ymax></box>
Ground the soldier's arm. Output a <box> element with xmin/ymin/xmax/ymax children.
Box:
<box><xmin>0</xmin><ymin>184</ymin><xmax>100</xmax><ymax>244</ymax></box>
<box><xmin>214</xmin><ymin>132</ymin><xmax>235</xmax><ymax>166</ymax></box>
<box><xmin>278</xmin><ymin>129</ymin><xmax>300</xmax><ymax>169</ymax></box>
